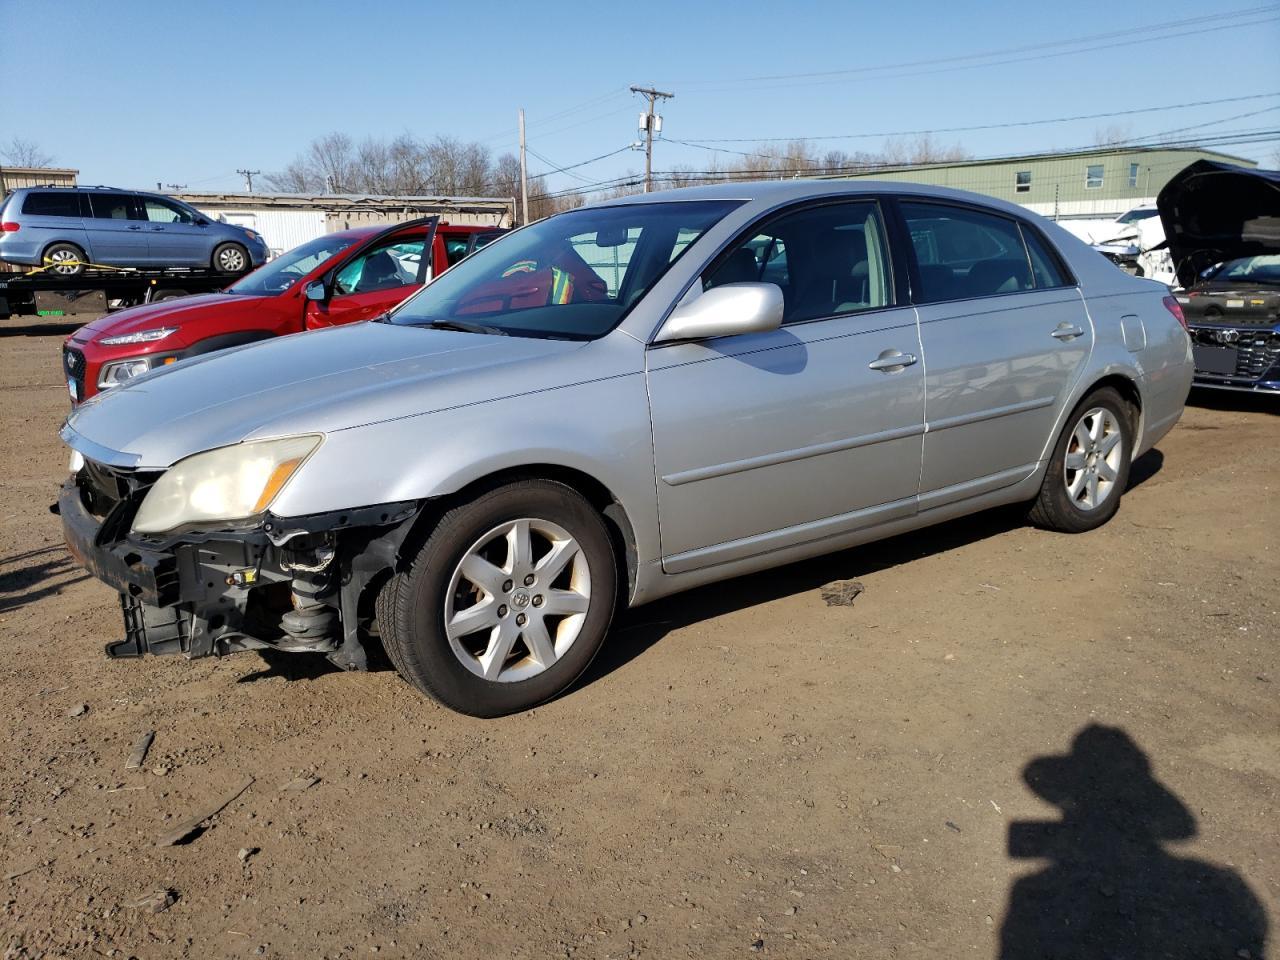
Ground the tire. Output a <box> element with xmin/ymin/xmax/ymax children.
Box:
<box><xmin>42</xmin><ymin>242</ymin><xmax>87</xmax><ymax>277</ymax></box>
<box><xmin>377</xmin><ymin>480</ymin><xmax>617</xmax><ymax>717</ymax></box>
<box><xmin>212</xmin><ymin>242</ymin><xmax>250</xmax><ymax>275</ymax></box>
<box><xmin>1029</xmin><ymin>386</ymin><xmax>1134</xmax><ymax>533</ymax></box>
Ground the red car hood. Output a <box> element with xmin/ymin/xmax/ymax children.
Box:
<box><xmin>71</xmin><ymin>293</ymin><xmax>273</xmax><ymax>345</ymax></box>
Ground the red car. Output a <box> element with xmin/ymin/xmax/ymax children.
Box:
<box><xmin>62</xmin><ymin>218</ymin><xmax>504</xmax><ymax>402</ymax></box>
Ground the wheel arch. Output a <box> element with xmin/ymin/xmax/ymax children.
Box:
<box><xmin>402</xmin><ymin>462</ymin><xmax>639</xmax><ymax>604</ymax></box>
<box><xmin>1082</xmin><ymin>371</ymin><xmax>1144</xmax><ymax>441</ymax></box>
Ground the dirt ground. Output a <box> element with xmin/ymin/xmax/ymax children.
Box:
<box><xmin>1</xmin><ymin>314</ymin><xmax>1277</xmax><ymax>960</ymax></box>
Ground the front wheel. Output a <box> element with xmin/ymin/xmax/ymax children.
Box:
<box><xmin>212</xmin><ymin>242</ymin><xmax>250</xmax><ymax>275</ymax></box>
<box><xmin>377</xmin><ymin>480</ymin><xmax>617</xmax><ymax>717</ymax></box>
<box><xmin>1029</xmin><ymin>387</ymin><xmax>1134</xmax><ymax>533</ymax></box>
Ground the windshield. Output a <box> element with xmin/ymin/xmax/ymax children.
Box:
<box><xmin>226</xmin><ymin>234</ymin><xmax>361</xmax><ymax>295</ymax></box>
<box><xmin>1115</xmin><ymin>208</ymin><xmax>1159</xmax><ymax>225</ymax></box>
<box><xmin>1209</xmin><ymin>254</ymin><xmax>1280</xmax><ymax>285</ymax></box>
<box><xmin>389</xmin><ymin>200</ymin><xmax>741</xmax><ymax>339</ymax></box>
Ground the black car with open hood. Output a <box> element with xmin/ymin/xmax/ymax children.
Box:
<box><xmin>1160</xmin><ymin>160</ymin><xmax>1280</xmax><ymax>392</ymax></box>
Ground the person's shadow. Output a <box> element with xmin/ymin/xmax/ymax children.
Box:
<box><xmin>1001</xmin><ymin>725</ymin><xmax>1268</xmax><ymax>959</ymax></box>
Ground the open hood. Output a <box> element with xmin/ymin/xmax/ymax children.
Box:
<box><xmin>1157</xmin><ymin>160</ymin><xmax>1280</xmax><ymax>288</ymax></box>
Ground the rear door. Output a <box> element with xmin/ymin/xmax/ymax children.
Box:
<box><xmin>647</xmin><ymin>198</ymin><xmax>926</xmax><ymax>573</ymax></box>
<box><xmin>83</xmin><ymin>193</ymin><xmax>149</xmax><ymax>265</ymax></box>
<box><xmin>900</xmin><ymin>200</ymin><xmax>1092</xmax><ymax>505</ymax></box>
<box><xmin>305</xmin><ymin>220</ymin><xmax>438</xmax><ymax>328</ymax></box>
<box><xmin>139</xmin><ymin>195</ymin><xmax>208</xmax><ymax>266</ymax></box>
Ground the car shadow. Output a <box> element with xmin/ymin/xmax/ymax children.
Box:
<box><xmin>235</xmin><ymin>638</ymin><xmax>396</xmax><ymax>684</ymax></box>
<box><xmin>1187</xmin><ymin>387</ymin><xmax>1279</xmax><ymax>416</ymax></box>
<box><xmin>0</xmin><ymin>545</ymin><xmax>88</xmax><ymax>613</ymax></box>
<box><xmin>999</xmin><ymin>724</ymin><xmax>1267</xmax><ymax>958</ymax></box>
<box><xmin>575</xmin><ymin>450</ymin><xmax>1166</xmax><ymax>695</ymax></box>
<box><xmin>0</xmin><ymin>320</ymin><xmax>82</xmax><ymax>338</ymax></box>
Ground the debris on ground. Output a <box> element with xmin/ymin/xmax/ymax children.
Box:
<box><xmin>279</xmin><ymin>775</ymin><xmax>320</xmax><ymax>792</ymax></box>
<box><xmin>4</xmin><ymin>860</ymin><xmax>53</xmax><ymax>882</ymax></box>
<box><xmin>65</xmin><ymin>703</ymin><xmax>87</xmax><ymax>718</ymax></box>
<box><xmin>125</xmin><ymin>731</ymin><xmax>155</xmax><ymax>770</ymax></box>
<box><xmin>155</xmin><ymin>776</ymin><xmax>254</xmax><ymax>846</ymax></box>
<box><xmin>129</xmin><ymin>888</ymin><xmax>178</xmax><ymax>913</ymax></box>
<box><xmin>820</xmin><ymin>580</ymin><xmax>865</xmax><ymax>606</ymax></box>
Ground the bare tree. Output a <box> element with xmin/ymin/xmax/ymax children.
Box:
<box><xmin>1</xmin><ymin>137</ymin><xmax>54</xmax><ymax>168</ymax></box>
<box><xmin>1093</xmin><ymin>124</ymin><xmax>1134</xmax><ymax>147</ymax></box>
<box><xmin>881</xmin><ymin>133</ymin><xmax>971</xmax><ymax>165</ymax></box>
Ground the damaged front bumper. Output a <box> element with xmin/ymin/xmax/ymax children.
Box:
<box><xmin>58</xmin><ymin>467</ymin><xmax>420</xmax><ymax>671</ymax></box>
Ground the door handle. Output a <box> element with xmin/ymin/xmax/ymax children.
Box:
<box><xmin>1051</xmin><ymin>325</ymin><xmax>1084</xmax><ymax>340</ymax></box>
<box><xmin>127</xmin><ymin>225</ymin><xmax>142</xmax><ymax>231</ymax></box>
<box><xmin>868</xmin><ymin>350</ymin><xmax>918</xmax><ymax>372</ymax></box>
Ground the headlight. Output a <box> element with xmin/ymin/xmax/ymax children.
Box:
<box><xmin>98</xmin><ymin>358</ymin><xmax>152</xmax><ymax>389</ymax></box>
<box><xmin>132</xmin><ymin>435</ymin><xmax>322</xmax><ymax>534</ymax></box>
<box><xmin>99</xmin><ymin>327</ymin><xmax>177</xmax><ymax>346</ymax></box>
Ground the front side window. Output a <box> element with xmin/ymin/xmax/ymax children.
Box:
<box><xmin>703</xmin><ymin>201</ymin><xmax>891</xmax><ymax>324</ymax></box>
<box><xmin>1015</xmin><ymin>171</ymin><xmax>1032</xmax><ymax>193</ymax></box>
<box><xmin>1085</xmin><ymin>165</ymin><xmax>1105</xmax><ymax>189</ymax></box>
<box><xmin>226</xmin><ymin>233</ymin><xmax>361</xmax><ymax>295</ymax></box>
<box><xmin>333</xmin><ymin>237</ymin><xmax>425</xmax><ymax>295</ymax></box>
<box><xmin>902</xmin><ymin>202</ymin><xmax>1035</xmax><ymax>303</ymax></box>
<box><xmin>389</xmin><ymin>200</ymin><xmax>741</xmax><ymax>340</ymax></box>
<box><xmin>142</xmin><ymin>196</ymin><xmax>194</xmax><ymax>224</ymax></box>
<box><xmin>21</xmin><ymin>191</ymin><xmax>82</xmax><ymax>218</ymax></box>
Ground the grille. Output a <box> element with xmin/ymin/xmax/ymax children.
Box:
<box><xmin>1234</xmin><ymin>332</ymin><xmax>1280</xmax><ymax>380</ymax></box>
<box><xmin>63</xmin><ymin>346</ymin><xmax>86</xmax><ymax>381</ymax></box>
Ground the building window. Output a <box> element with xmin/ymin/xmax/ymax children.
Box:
<box><xmin>1015</xmin><ymin>170</ymin><xmax>1032</xmax><ymax>193</ymax></box>
<box><xmin>1085</xmin><ymin>164</ymin><xmax>1104</xmax><ymax>189</ymax></box>
<box><xmin>1128</xmin><ymin>162</ymin><xmax>1140</xmax><ymax>188</ymax></box>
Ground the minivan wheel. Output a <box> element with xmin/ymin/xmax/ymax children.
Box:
<box><xmin>376</xmin><ymin>480</ymin><xmax>617</xmax><ymax>717</ymax></box>
<box><xmin>212</xmin><ymin>242</ymin><xmax>250</xmax><ymax>274</ymax></box>
<box><xmin>43</xmin><ymin>243</ymin><xmax>87</xmax><ymax>276</ymax></box>
<box><xmin>1029</xmin><ymin>386</ymin><xmax>1133</xmax><ymax>533</ymax></box>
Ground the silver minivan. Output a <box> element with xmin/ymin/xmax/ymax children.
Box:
<box><xmin>58</xmin><ymin>181</ymin><xmax>1193</xmax><ymax>716</ymax></box>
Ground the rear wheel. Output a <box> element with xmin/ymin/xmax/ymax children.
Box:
<box><xmin>1029</xmin><ymin>387</ymin><xmax>1134</xmax><ymax>533</ymax></box>
<box><xmin>43</xmin><ymin>242</ymin><xmax>86</xmax><ymax>276</ymax></box>
<box><xmin>212</xmin><ymin>242</ymin><xmax>250</xmax><ymax>275</ymax></box>
<box><xmin>377</xmin><ymin>480</ymin><xmax>617</xmax><ymax>717</ymax></box>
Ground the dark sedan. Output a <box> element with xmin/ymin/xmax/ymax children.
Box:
<box><xmin>1179</xmin><ymin>254</ymin><xmax>1280</xmax><ymax>392</ymax></box>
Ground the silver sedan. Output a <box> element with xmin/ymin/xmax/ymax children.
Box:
<box><xmin>59</xmin><ymin>180</ymin><xmax>1194</xmax><ymax>716</ymax></box>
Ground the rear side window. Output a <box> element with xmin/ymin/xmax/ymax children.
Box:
<box><xmin>1021</xmin><ymin>226</ymin><xmax>1070</xmax><ymax>289</ymax></box>
<box><xmin>22</xmin><ymin>192</ymin><xmax>83</xmax><ymax>218</ymax></box>
<box><xmin>88</xmin><ymin>194</ymin><xmax>137</xmax><ymax>220</ymax></box>
<box><xmin>902</xmin><ymin>202</ymin><xmax>1035</xmax><ymax>303</ymax></box>
<box><xmin>442</xmin><ymin>236</ymin><xmax>471</xmax><ymax>267</ymax></box>
<box><xmin>704</xmin><ymin>200</ymin><xmax>892</xmax><ymax>324</ymax></box>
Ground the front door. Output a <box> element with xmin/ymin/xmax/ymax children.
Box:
<box><xmin>306</xmin><ymin>225</ymin><xmax>435</xmax><ymax>328</ymax></box>
<box><xmin>140</xmin><ymin>195</ymin><xmax>208</xmax><ymax>266</ymax></box>
<box><xmin>647</xmin><ymin>199</ymin><xmax>926</xmax><ymax>574</ymax></box>
<box><xmin>83</xmin><ymin>193</ymin><xmax>149</xmax><ymax>265</ymax></box>
<box><xmin>899</xmin><ymin>201</ymin><xmax>1094</xmax><ymax>505</ymax></box>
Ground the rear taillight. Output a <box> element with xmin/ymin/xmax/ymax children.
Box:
<box><xmin>0</xmin><ymin>222</ymin><xmax>20</xmax><ymax>232</ymax></box>
<box><xmin>1162</xmin><ymin>295</ymin><xmax>1187</xmax><ymax>331</ymax></box>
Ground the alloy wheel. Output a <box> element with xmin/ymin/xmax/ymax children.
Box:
<box><xmin>443</xmin><ymin>518</ymin><xmax>591</xmax><ymax>682</ymax></box>
<box><xmin>1063</xmin><ymin>406</ymin><xmax>1124</xmax><ymax>511</ymax></box>
<box><xmin>48</xmin><ymin>249</ymin><xmax>81</xmax><ymax>274</ymax></box>
<box><xmin>218</xmin><ymin>247</ymin><xmax>246</xmax><ymax>271</ymax></box>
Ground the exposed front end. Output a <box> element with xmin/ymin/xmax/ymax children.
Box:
<box><xmin>1185</xmin><ymin>321</ymin><xmax>1280</xmax><ymax>394</ymax></box>
<box><xmin>58</xmin><ymin>448</ymin><xmax>419</xmax><ymax>670</ymax></box>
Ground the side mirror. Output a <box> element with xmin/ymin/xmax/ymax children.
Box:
<box><xmin>654</xmin><ymin>282</ymin><xmax>783</xmax><ymax>344</ymax></box>
<box><xmin>194</xmin><ymin>217</ymin><xmax>209</xmax><ymax>226</ymax></box>
<box><xmin>304</xmin><ymin>279</ymin><xmax>329</xmax><ymax>303</ymax></box>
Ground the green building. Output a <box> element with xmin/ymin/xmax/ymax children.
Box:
<box><xmin>830</xmin><ymin>146</ymin><xmax>1256</xmax><ymax>221</ymax></box>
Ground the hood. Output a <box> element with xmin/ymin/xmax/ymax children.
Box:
<box><xmin>71</xmin><ymin>293</ymin><xmax>270</xmax><ymax>344</ymax></box>
<box><xmin>1158</xmin><ymin>160</ymin><xmax>1280</xmax><ymax>288</ymax></box>
<box><xmin>63</xmin><ymin>322</ymin><xmax>587</xmax><ymax>468</ymax></box>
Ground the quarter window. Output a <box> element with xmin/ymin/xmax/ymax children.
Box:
<box><xmin>1085</xmin><ymin>164</ymin><xmax>1105</xmax><ymax>189</ymax></box>
<box><xmin>1015</xmin><ymin>171</ymin><xmax>1032</xmax><ymax>193</ymax></box>
<box><xmin>901</xmin><ymin>202</ymin><xmax>1035</xmax><ymax>303</ymax></box>
<box><xmin>703</xmin><ymin>201</ymin><xmax>891</xmax><ymax>324</ymax></box>
<box><xmin>21</xmin><ymin>192</ymin><xmax>82</xmax><ymax>218</ymax></box>
<box><xmin>1021</xmin><ymin>226</ymin><xmax>1070</xmax><ymax>289</ymax></box>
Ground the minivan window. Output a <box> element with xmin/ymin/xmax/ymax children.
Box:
<box><xmin>902</xmin><ymin>202</ymin><xmax>1035</xmax><ymax>303</ymax></box>
<box><xmin>704</xmin><ymin>200</ymin><xmax>891</xmax><ymax>324</ymax></box>
<box><xmin>22</xmin><ymin>192</ymin><xmax>82</xmax><ymax>218</ymax></box>
<box><xmin>390</xmin><ymin>200</ymin><xmax>741</xmax><ymax>340</ymax></box>
<box><xmin>88</xmin><ymin>194</ymin><xmax>136</xmax><ymax>220</ymax></box>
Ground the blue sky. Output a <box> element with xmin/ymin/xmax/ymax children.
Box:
<box><xmin>3</xmin><ymin>0</ymin><xmax>1278</xmax><ymax>195</ymax></box>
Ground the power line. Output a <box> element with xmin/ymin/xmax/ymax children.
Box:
<box><xmin>661</xmin><ymin>9</ymin><xmax>1280</xmax><ymax>91</ymax></box>
<box><xmin>525</xmin><ymin>144</ymin><xmax>636</xmax><ymax>183</ymax></box>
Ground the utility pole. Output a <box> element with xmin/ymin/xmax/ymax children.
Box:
<box><xmin>518</xmin><ymin>108</ymin><xmax>529</xmax><ymax>225</ymax></box>
<box><xmin>236</xmin><ymin>168</ymin><xmax>260</xmax><ymax>192</ymax></box>
<box><xmin>630</xmin><ymin>85</ymin><xmax>673</xmax><ymax>193</ymax></box>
